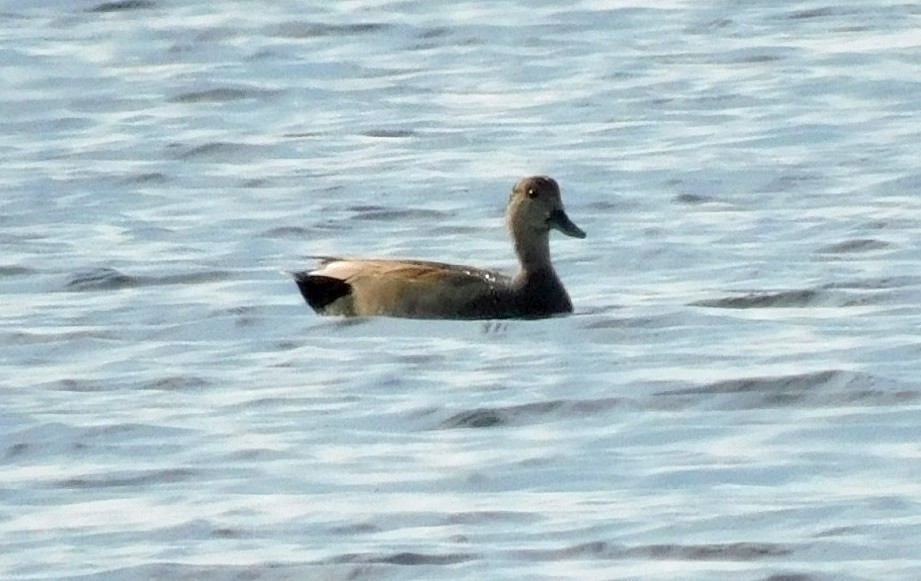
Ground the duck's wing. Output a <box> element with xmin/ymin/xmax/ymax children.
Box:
<box><xmin>312</xmin><ymin>257</ymin><xmax>510</xmax><ymax>286</ymax></box>
<box><xmin>293</xmin><ymin>257</ymin><xmax>513</xmax><ymax>318</ymax></box>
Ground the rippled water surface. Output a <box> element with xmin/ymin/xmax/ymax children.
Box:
<box><xmin>3</xmin><ymin>1</ymin><xmax>921</xmax><ymax>579</ymax></box>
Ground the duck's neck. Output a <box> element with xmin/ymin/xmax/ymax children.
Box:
<box><xmin>512</xmin><ymin>230</ymin><xmax>555</xmax><ymax>280</ymax></box>
<box><xmin>508</xmin><ymin>229</ymin><xmax>573</xmax><ymax>315</ymax></box>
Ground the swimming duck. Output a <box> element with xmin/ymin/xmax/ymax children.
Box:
<box><xmin>292</xmin><ymin>175</ymin><xmax>585</xmax><ymax>319</ymax></box>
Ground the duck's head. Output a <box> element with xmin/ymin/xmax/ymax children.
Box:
<box><xmin>507</xmin><ymin>176</ymin><xmax>586</xmax><ymax>239</ymax></box>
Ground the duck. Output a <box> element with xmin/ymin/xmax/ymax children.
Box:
<box><xmin>292</xmin><ymin>175</ymin><xmax>585</xmax><ymax>320</ymax></box>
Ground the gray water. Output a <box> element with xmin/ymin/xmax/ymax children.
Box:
<box><xmin>2</xmin><ymin>1</ymin><xmax>921</xmax><ymax>579</ymax></box>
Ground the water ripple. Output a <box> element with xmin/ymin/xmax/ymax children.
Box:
<box><xmin>87</xmin><ymin>0</ymin><xmax>155</xmax><ymax>13</ymax></box>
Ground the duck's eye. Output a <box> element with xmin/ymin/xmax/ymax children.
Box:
<box><xmin>527</xmin><ymin>188</ymin><xmax>538</xmax><ymax>199</ymax></box>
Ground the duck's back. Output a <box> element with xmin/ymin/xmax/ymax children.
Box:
<box><xmin>294</xmin><ymin>258</ymin><xmax>517</xmax><ymax>319</ymax></box>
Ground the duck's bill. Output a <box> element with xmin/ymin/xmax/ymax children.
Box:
<box><xmin>548</xmin><ymin>209</ymin><xmax>587</xmax><ymax>239</ymax></box>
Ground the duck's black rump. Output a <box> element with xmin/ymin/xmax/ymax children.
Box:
<box><xmin>293</xmin><ymin>272</ymin><xmax>352</xmax><ymax>312</ymax></box>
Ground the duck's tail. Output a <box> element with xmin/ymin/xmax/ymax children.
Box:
<box><xmin>290</xmin><ymin>271</ymin><xmax>352</xmax><ymax>313</ymax></box>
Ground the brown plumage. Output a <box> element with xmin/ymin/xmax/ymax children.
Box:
<box><xmin>292</xmin><ymin>176</ymin><xmax>586</xmax><ymax>320</ymax></box>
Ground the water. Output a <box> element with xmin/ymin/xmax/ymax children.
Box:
<box><xmin>2</xmin><ymin>1</ymin><xmax>921</xmax><ymax>579</ymax></box>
